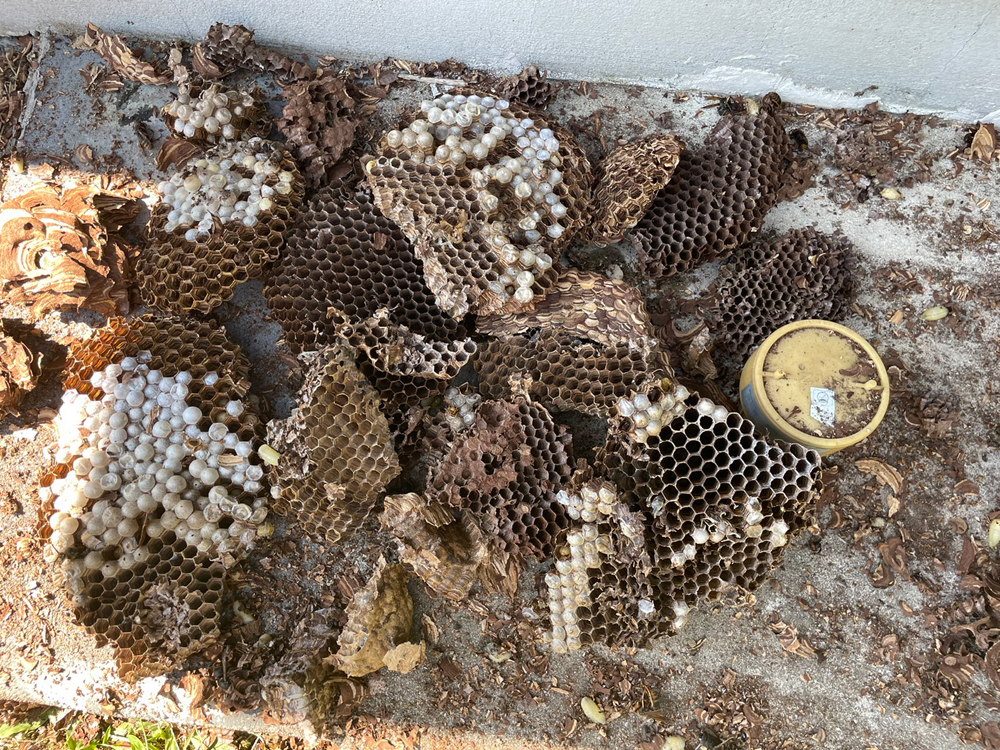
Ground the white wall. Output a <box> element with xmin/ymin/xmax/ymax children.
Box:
<box><xmin>3</xmin><ymin>0</ymin><xmax>998</xmax><ymax>121</ymax></box>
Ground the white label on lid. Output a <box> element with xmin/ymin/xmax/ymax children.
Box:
<box><xmin>810</xmin><ymin>387</ymin><xmax>836</xmax><ymax>427</ymax></box>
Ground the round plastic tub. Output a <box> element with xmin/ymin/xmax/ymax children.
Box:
<box><xmin>739</xmin><ymin>320</ymin><xmax>890</xmax><ymax>455</ymax></box>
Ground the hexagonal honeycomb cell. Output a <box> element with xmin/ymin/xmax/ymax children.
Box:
<box><xmin>632</xmin><ymin>97</ymin><xmax>792</xmax><ymax>279</ymax></box>
<box><xmin>138</xmin><ymin>137</ymin><xmax>304</xmax><ymax>315</ymax></box>
<box><xmin>268</xmin><ymin>347</ymin><xmax>400</xmax><ymax>543</ymax></box>
<box><xmin>426</xmin><ymin>397</ymin><xmax>573</xmax><ymax>560</ymax></box>
<box><xmin>332</xmin><ymin>308</ymin><xmax>477</xmax><ymax>381</ymax></box>
<box><xmin>36</xmin><ymin>314</ymin><xmax>266</xmax><ymax>679</ymax></box>
<box><xmin>476</xmin><ymin>330</ymin><xmax>671</xmax><ymax>417</ymax></box>
<box><xmin>265</xmin><ymin>183</ymin><xmax>465</xmax><ymax>354</ymax></box>
<box><xmin>586</xmin><ymin>134</ymin><xmax>683</xmax><ymax>245</ymax></box>
<box><xmin>365</xmin><ymin>91</ymin><xmax>592</xmax><ymax>317</ymax></box>
<box><xmin>710</xmin><ymin>227</ymin><xmax>856</xmax><ymax>361</ymax></box>
<box><xmin>494</xmin><ymin>65</ymin><xmax>555</xmax><ymax>110</ymax></box>
<box><xmin>568</xmin><ymin>384</ymin><xmax>822</xmax><ymax>647</ymax></box>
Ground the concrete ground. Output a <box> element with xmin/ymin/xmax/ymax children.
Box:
<box><xmin>1</xmin><ymin>30</ymin><xmax>999</xmax><ymax>750</ymax></box>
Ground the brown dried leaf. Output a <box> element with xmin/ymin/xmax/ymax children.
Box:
<box><xmin>383</xmin><ymin>641</ymin><xmax>426</xmax><ymax>673</ymax></box>
<box><xmin>75</xmin><ymin>23</ymin><xmax>170</xmax><ymax>85</ymax></box>
<box><xmin>986</xmin><ymin>643</ymin><xmax>1000</xmax><ymax>691</ymax></box>
<box><xmin>855</xmin><ymin>458</ymin><xmax>904</xmax><ymax>494</ymax></box>
<box><xmin>769</xmin><ymin>619</ymin><xmax>819</xmax><ymax>659</ymax></box>
<box><xmin>438</xmin><ymin>656</ymin><xmax>462</xmax><ymax>680</ymax></box>
<box><xmin>971</xmin><ymin>123</ymin><xmax>998</xmax><ymax>164</ymax></box>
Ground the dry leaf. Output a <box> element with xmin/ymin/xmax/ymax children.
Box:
<box><xmin>855</xmin><ymin>458</ymin><xmax>904</xmax><ymax>494</ymax></box>
<box><xmin>970</xmin><ymin>123</ymin><xmax>998</xmax><ymax>164</ymax></box>
<box><xmin>383</xmin><ymin>641</ymin><xmax>426</xmax><ymax>673</ymax></box>
<box><xmin>770</xmin><ymin>619</ymin><xmax>819</xmax><ymax>658</ymax></box>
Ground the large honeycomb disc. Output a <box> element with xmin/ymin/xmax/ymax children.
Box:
<box><xmin>138</xmin><ymin>138</ymin><xmax>304</xmax><ymax>315</ymax></box>
<box><xmin>476</xmin><ymin>330</ymin><xmax>671</xmax><ymax>417</ymax></box>
<box><xmin>268</xmin><ymin>347</ymin><xmax>400</xmax><ymax>544</ymax></box>
<box><xmin>632</xmin><ymin>98</ymin><xmax>792</xmax><ymax>279</ymax></box>
<box><xmin>586</xmin><ymin>134</ymin><xmax>683</xmax><ymax>246</ymax></box>
<box><xmin>37</xmin><ymin>315</ymin><xmax>265</xmax><ymax>679</ymax></box>
<box><xmin>365</xmin><ymin>92</ymin><xmax>592</xmax><ymax>317</ymax></box>
<box><xmin>709</xmin><ymin>227</ymin><xmax>856</xmax><ymax>361</ymax></box>
<box><xmin>265</xmin><ymin>183</ymin><xmax>465</xmax><ymax>354</ymax></box>
<box><xmin>574</xmin><ymin>384</ymin><xmax>822</xmax><ymax>648</ymax></box>
<box><xmin>425</xmin><ymin>397</ymin><xmax>573</xmax><ymax>560</ymax></box>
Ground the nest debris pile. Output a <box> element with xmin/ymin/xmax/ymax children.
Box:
<box><xmin>20</xmin><ymin>22</ymin><xmax>864</xmax><ymax>731</ymax></box>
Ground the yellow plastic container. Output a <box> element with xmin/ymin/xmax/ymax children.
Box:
<box><xmin>739</xmin><ymin>320</ymin><xmax>890</xmax><ymax>455</ymax></box>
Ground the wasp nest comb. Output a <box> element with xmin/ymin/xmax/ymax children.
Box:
<box><xmin>278</xmin><ymin>68</ymin><xmax>359</xmax><ymax>190</ymax></box>
<box><xmin>162</xmin><ymin>83</ymin><xmax>270</xmax><ymax>143</ymax></box>
<box><xmin>552</xmin><ymin>383</ymin><xmax>822</xmax><ymax>649</ymax></box>
<box><xmin>0</xmin><ymin>184</ymin><xmax>138</xmax><ymax>317</ymax></box>
<box><xmin>381</xmin><ymin>492</ymin><xmax>488</xmax><ymax>602</ymax></box>
<box><xmin>426</xmin><ymin>397</ymin><xmax>573</xmax><ymax>561</ymax></box>
<box><xmin>365</xmin><ymin>91</ymin><xmax>592</xmax><ymax>317</ymax></box>
<box><xmin>710</xmin><ymin>227</ymin><xmax>856</xmax><ymax>361</ymax></box>
<box><xmin>266</xmin><ymin>183</ymin><xmax>465</xmax><ymax>354</ymax></box>
<box><xmin>38</xmin><ymin>315</ymin><xmax>269</xmax><ymax>677</ymax></box>
<box><xmin>632</xmin><ymin>96</ymin><xmax>792</xmax><ymax>278</ymax></box>
<box><xmin>139</xmin><ymin>137</ymin><xmax>303</xmax><ymax>314</ymax></box>
<box><xmin>267</xmin><ymin>346</ymin><xmax>400</xmax><ymax>543</ymax></box>
<box><xmin>586</xmin><ymin>134</ymin><xmax>683</xmax><ymax>245</ymax></box>
<box><xmin>494</xmin><ymin>65</ymin><xmax>555</xmax><ymax>110</ymax></box>
<box><xmin>332</xmin><ymin>558</ymin><xmax>424</xmax><ymax>677</ymax></box>
<box><xmin>476</xmin><ymin>271</ymin><xmax>671</xmax><ymax>417</ymax></box>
